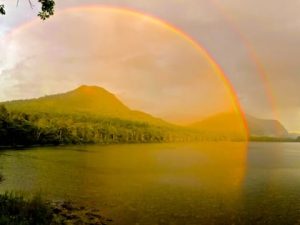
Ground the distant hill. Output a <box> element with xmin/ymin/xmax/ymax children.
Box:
<box><xmin>288</xmin><ymin>132</ymin><xmax>300</xmax><ymax>139</ymax></box>
<box><xmin>189</xmin><ymin>112</ymin><xmax>290</xmax><ymax>139</ymax></box>
<box><xmin>0</xmin><ymin>85</ymin><xmax>200</xmax><ymax>146</ymax></box>
<box><xmin>0</xmin><ymin>85</ymin><xmax>294</xmax><ymax>145</ymax></box>
<box><xmin>246</xmin><ymin>114</ymin><xmax>289</xmax><ymax>138</ymax></box>
<box><xmin>3</xmin><ymin>85</ymin><xmax>167</xmax><ymax>126</ymax></box>
<box><xmin>189</xmin><ymin>113</ymin><xmax>248</xmax><ymax>140</ymax></box>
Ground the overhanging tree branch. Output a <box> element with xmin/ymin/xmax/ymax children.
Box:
<box><xmin>0</xmin><ymin>4</ymin><xmax>5</xmax><ymax>15</ymax></box>
<box><xmin>0</xmin><ymin>0</ymin><xmax>55</xmax><ymax>20</ymax></box>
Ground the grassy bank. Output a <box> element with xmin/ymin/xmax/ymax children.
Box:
<box><xmin>0</xmin><ymin>193</ymin><xmax>52</xmax><ymax>225</ymax></box>
<box><xmin>0</xmin><ymin>191</ymin><xmax>111</xmax><ymax>225</ymax></box>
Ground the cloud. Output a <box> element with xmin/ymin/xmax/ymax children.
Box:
<box><xmin>208</xmin><ymin>0</ymin><xmax>300</xmax><ymax>130</ymax></box>
<box><xmin>0</xmin><ymin>8</ymin><xmax>236</xmax><ymax>124</ymax></box>
<box><xmin>1</xmin><ymin>0</ymin><xmax>300</xmax><ymax>130</ymax></box>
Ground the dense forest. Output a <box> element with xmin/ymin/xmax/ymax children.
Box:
<box><xmin>4</xmin><ymin>101</ymin><xmax>300</xmax><ymax>148</ymax></box>
<box><xmin>0</xmin><ymin>105</ymin><xmax>205</xmax><ymax>147</ymax></box>
<box><xmin>1</xmin><ymin>103</ymin><xmax>297</xmax><ymax>147</ymax></box>
<box><xmin>0</xmin><ymin>86</ymin><xmax>251</xmax><ymax>147</ymax></box>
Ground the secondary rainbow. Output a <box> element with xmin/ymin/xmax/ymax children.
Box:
<box><xmin>209</xmin><ymin>0</ymin><xmax>281</xmax><ymax>132</ymax></box>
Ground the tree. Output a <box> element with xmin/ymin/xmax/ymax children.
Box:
<box><xmin>0</xmin><ymin>105</ymin><xmax>9</xmax><ymax>121</ymax></box>
<box><xmin>0</xmin><ymin>4</ymin><xmax>4</xmax><ymax>15</ymax></box>
<box><xmin>0</xmin><ymin>0</ymin><xmax>55</xmax><ymax>20</ymax></box>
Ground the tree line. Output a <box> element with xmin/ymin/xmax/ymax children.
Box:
<box><xmin>0</xmin><ymin>105</ymin><xmax>205</xmax><ymax>147</ymax></box>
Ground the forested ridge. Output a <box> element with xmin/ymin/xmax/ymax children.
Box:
<box><xmin>0</xmin><ymin>105</ymin><xmax>203</xmax><ymax>147</ymax></box>
<box><xmin>0</xmin><ymin>86</ymin><xmax>201</xmax><ymax>146</ymax></box>
<box><xmin>0</xmin><ymin>86</ymin><xmax>249</xmax><ymax>147</ymax></box>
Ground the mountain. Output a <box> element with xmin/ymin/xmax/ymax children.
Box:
<box><xmin>1</xmin><ymin>86</ymin><xmax>196</xmax><ymax>146</ymax></box>
<box><xmin>0</xmin><ymin>86</ymin><xmax>292</xmax><ymax>144</ymax></box>
<box><xmin>189</xmin><ymin>112</ymin><xmax>289</xmax><ymax>139</ymax></box>
<box><xmin>246</xmin><ymin>114</ymin><xmax>289</xmax><ymax>138</ymax></box>
<box><xmin>189</xmin><ymin>112</ymin><xmax>248</xmax><ymax>140</ymax></box>
<box><xmin>3</xmin><ymin>85</ymin><xmax>167</xmax><ymax>126</ymax></box>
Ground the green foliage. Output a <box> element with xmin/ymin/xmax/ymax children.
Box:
<box><xmin>0</xmin><ymin>4</ymin><xmax>5</xmax><ymax>15</ymax></box>
<box><xmin>0</xmin><ymin>192</ymin><xmax>53</xmax><ymax>225</ymax></box>
<box><xmin>3</xmin><ymin>85</ymin><xmax>167</xmax><ymax>126</ymax></box>
<box><xmin>0</xmin><ymin>86</ymin><xmax>250</xmax><ymax>146</ymax></box>
<box><xmin>0</xmin><ymin>193</ymin><xmax>110</xmax><ymax>225</ymax></box>
<box><xmin>0</xmin><ymin>0</ymin><xmax>55</xmax><ymax>19</ymax></box>
<box><xmin>37</xmin><ymin>0</ymin><xmax>55</xmax><ymax>20</ymax></box>
<box><xmin>0</xmin><ymin>105</ymin><xmax>204</xmax><ymax>147</ymax></box>
<box><xmin>0</xmin><ymin>86</ymin><xmax>214</xmax><ymax>146</ymax></box>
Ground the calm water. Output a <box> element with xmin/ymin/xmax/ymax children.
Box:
<box><xmin>0</xmin><ymin>142</ymin><xmax>299</xmax><ymax>225</ymax></box>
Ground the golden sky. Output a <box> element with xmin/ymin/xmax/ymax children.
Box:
<box><xmin>0</xmin><ymin>8</ymin><xmax>238</xmax><ymax>124</ymax></box>
<box><xmin>1</xmin><ymin>0</ymin><xmax>300</xmax><ymax>130</ymax></box>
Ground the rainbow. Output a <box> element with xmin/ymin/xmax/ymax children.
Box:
<box><xmin>209</xmin><ymin>0</ymin><xmax>281</xmax><ymax>131</ymax></box>
<box><xmin>2</xmin><ymin>5</ymin><xmax>250</xmax><ymax>139</ymax></box>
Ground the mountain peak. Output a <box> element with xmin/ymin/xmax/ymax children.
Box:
<box><xmin>69</xmin><ymin>85</ymin><xmax>121</xmax><ymax>103</ymax></box>
<box><xmin>73</xmin><ymin>85</ymin><xmax>111</xmax><ymax>95</ymax></box>
<box><xmin>2</xmin><ymin>85</ymin><xmax>129</xmax><ymax>116</ymax></box>
<box><xmin>2</xmin><ymin>85</ymin><xmax>167</xmax><ymax>125</ymax></box>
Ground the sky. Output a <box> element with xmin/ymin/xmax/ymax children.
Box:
<box><xmin>0</xmin><ymin>0</ymin><xmax>300</xmax><ymax>131</ymax></box>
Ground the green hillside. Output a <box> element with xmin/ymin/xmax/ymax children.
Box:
<box><xmin>189</xmin><ymin>112</ymin><xmax>248</xmax><ymax>141</ymax></box>
<box><xmin>2</xmin><ymin>85</ymin><xmax>293</xmax><ymax>147</ymax></box>
<box><xmin>189</xmin><ymin>112</ymin><xmax>295</xmax><ymax>141</ymax></box>
<box><xmin>4</xmin><ymin>85</ymin><xmax>167</xmax><ymax>126</ymax></box>
<box><xmin>0</xmin><ymin>86</ymin><xmax>200</xmax><ymax>147</ymax></box>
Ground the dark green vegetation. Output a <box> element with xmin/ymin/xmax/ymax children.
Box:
<box><xmin>0</xmin><ymin>193</ymin><xmax>111</xmax><ymax>225</ymax></box>
<box><xmin>0</xmin><ymin>0</ymin><xmax>55</xmax><ymax>20</ymax></box>
<box><xmin>0</xmin><ymin>193</ymin><xmax>52</xmax><ymax>225</ymax></box>
<box><xmin>0</xmin><ymin>86</ymin><xmax>207</xmax><ymax>147</ymax></box>
<box><xmin>0</xmin><ymin>104</ymin><xmax>199</xmax><ymax>147</ymax></box>
<box><xmin>0</xmin><ymin>85</ymin><xmax>298</xmax><ymax>147</ymax></box>
<box><xmin>0</xmin><ymin>173</ymin><xmax>108</xmax><ymax>224</ymax></box>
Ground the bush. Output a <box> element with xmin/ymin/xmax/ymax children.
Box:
<box><xmin>0</xmin><ymin>192</ymin><xmax>53</xmax><ymax>225</ymax></box>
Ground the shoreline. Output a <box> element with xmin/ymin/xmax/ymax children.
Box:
<box><xmin>0</xmin><ymin>191</ymin><xmax>113</xmax><ymax>225</ymax></box>
<box><xmin>0</xmin><ymin>139</ymin><xmax>299</xmax><ymax>151</ymax></box>
<box><xmin>49</xmin><ymin>200</ymin><xmax>113</xmax><ymax>225</ymax></box>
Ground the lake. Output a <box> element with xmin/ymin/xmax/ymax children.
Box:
<box><xmin>0</xmin><ymin>142</ymin><xmax>299</xmax><ymax>225</ymax></box>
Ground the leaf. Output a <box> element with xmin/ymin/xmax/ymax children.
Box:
<box><xmin>0</xmin><ymin>4</ymin><xmax>5</xmax><ymax>15</ymax></box>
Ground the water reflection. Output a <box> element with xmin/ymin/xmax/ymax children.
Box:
<box><xmin>0</xmin><ymin>142</ymin><xmax>299</xmax><ymax>224</ymax></box>
<box><xmin>241</xmin><ymin>143</ymin><xmax>300</xmax><ymax>225</ymax></box>
<box><xmin>0</xmin><ymin>142</ymin><xmax>250</xmax><ymax>224</ymax></box>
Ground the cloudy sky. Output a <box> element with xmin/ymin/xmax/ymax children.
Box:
<box><xmin>0</xmin><ymin>0</ymin><xmax>299</xmax><ymax>131</ymax></box>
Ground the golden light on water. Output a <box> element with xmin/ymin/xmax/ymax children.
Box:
<box><xmin>2</xmin><ymin>6</ymin><xmax>249</xmax><ymax>191</ymax></box>
<box><xmin>2</xmin><ymin>2</ymin><xmax>300</xmax><ymax>225</ymax></box>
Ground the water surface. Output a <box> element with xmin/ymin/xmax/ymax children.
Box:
<box><xmin>0</xmin><ymin>142</ymin><xmax>299</xmax><ymax>224</ymax></box>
